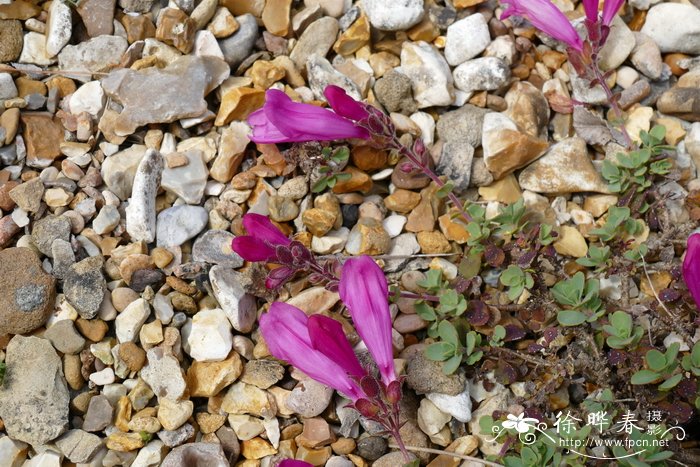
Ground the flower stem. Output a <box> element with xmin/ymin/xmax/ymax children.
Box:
<box><xmin>387</xmin><ymin>443</ymin><xmax>505</xmax><ymax>467</ymax></box>
<box><xmin>399</xmin><ymin>291</ymin><xmax>440</xmax><ymax>302</ymax></box>
<box><xmin>591</xmin><ymin>63</ymin><xmax>634</xmax><ymax>149</ymax></box>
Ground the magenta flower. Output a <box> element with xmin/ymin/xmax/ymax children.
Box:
<box><xmin>601</xmin><ymin>0</ymin><xmax>625</xmax><ymax>26</ymax></box>
<box><xmin>278</xmin><ymin>461</ymin><xmax>312</xmax><ymax>467</ymax></box>
<box><xmin>247</xmin><ymin>87</ymin><xmax>370</xmax><ymax>143</ymax></box>
<box><xmin>500</xmin><ymin>0</ymin><xmax>584</xmax><ymax>51</ymax></box>
<box><xmin>339</xmin><ymin>256</ymin><xmax>397</xmax><ymax>386</ymax></box>
<box><xmin>231</xmin><ymin>213</ymin><xmax>290</xmax><ymax>262</ymax></box>
<box><xmin>260</xmin><ymin>302</ymin><xmax>366</xmax><ymax>401</ymax></box>
<box><xmin>583</xmin><ymin>0</ymin><xmax>598</xmax><ymax>22</ymax></box>
<box><xmin>683</xmin><ymin>233</ymin><xmax>700</xmax><ymax>310</ymax></box>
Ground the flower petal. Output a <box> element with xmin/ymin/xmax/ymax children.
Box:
<box><xmin>683</xmin><ymin>233</ymin><xmax>700</xmax><ymax>310</ymax></box>
<box><xmin>231</xmin><ymin>236</ymin><xmax>277</xmax><ymax>262</ymax></box>
<box><xmin>500</xmin><ymin>0</ymin><xmax>583</xmax><ymax>51</ymax></box>
<box><xmin>242</xmin><ymin>213</ymin><xmax>291</xmax><ymax>246</ymax></box>
<box><xmin>339</xmin><ymin>256</ymin><xmax>396</xmax><ymax>385</ymax></box>
<box><xmin>260</xmin><ymin>303</ymin><xmax>365</xmax><ymax>400</ymax></box>
<box><xmin>324</xmin><ymin>85</ymin><xmax>369</xmax><ymax>121</ymax></box>
<box><xmin>601</xmin><ymin>0</ymin><xmax>625</xmax><ymax>26</ymax></box>
<box><xmin>278</xmin><ymin>461</ymin><xmax>313</xmax><ymax>467</ymax></box>
<box><xmin>308</xmin><ymin>314</ymin><xmax>367</xmax><ymax>379</ymax></box>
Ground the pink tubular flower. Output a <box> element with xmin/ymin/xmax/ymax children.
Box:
<box><xmin>601</xmin><ymin>0</ymin><xmax>625</xmax><ymax>26</ymax></box>
<box><xmin>231</xmin><ymin>213</ymin><xmax>291</xmax><ymax>262</ymax></box>
<box><xmin>278</xmin><ymin>461</ymin><xmax>312</xmax><ymax>467</ymax></box>
<box><xmin>583</xmin><ymin>0</ymin><xmax>598</xmax><ymax>22</ymax></box>
<box><xmin>683</xmin><ymin>233</ymin><xmax>700</xmax><ymax>310</ymax></box>
<box><xmin>339</xmin><ymin>256</ymin><xmax>397</xmax><ymax>386</ymax></box>
<box><xmin>247</xmin><ymin>88</ymin><xmax>370</xmax><ymax>143</ymax></box>
<box><xmin>259</xmin><ymin>302</ymin><xmax>366</xmax><ymax>401</ymax></box>
<box><xmin>500</xmin><ymin>0</ymin><xmax>584</xmax><ymax>51</ymax></box>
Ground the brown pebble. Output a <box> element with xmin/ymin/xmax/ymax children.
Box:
<box><xmin>171</xmin><ymin>292</ymin><xmax>197</xmax><ymax>314</ymax></box>
<box><xmin>166</xmin><ymin>276</ymin><xmax>197</xmax><ymax>295</ymax></box>
<box><xmin>75</xmin><ymin>318</ymin><xmax>109</xmax><ymax>342</ymax></box>
<box><xmin>118</xmin><ymin>342</ymin><xmax>147</xmax><ymax>372</ymax></box>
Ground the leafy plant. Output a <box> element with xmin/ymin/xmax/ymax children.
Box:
<box><xmin>425</xmin><ymin>320</ymin><xmax>483</xmax><ymax>374</ymax></box>
<box><xmin>576</xmin><ymin>245</ymin><xmax>611</xmax><ymax>271</ymax></box>
<box><xmin>489</xmin><ymin>325</ymin><xmax>506</xmax><ymax>347</ymax></box>
<box><xmin>500</xmin><ymin>265</ymin><xmax>534</xmax><ymax>301</ymax></box>
<box><xmin>612</xmin><ymin>427</ymin><xmax>675</xmax><ymax>467</ymax></box>
<box><xmin>631</xmin><ymin>342</ymin><xmax>682</xmax><ymax>390</ymax></box>
<box><xmin>311</xmin><ymin>147</ymin><xmax>351</xmax><ymax>192</ymax></box>
<box><xmin>602</xmin><ymin>311</ymin><xmax>643</xmax><ymax>349</ymax></box>
<box><xmin>681</xmin><ymin>341</ymin><xmax>700</xmax><ymax>377</ymax></box>
<box><xmin>538</xmin><ymin>223</ymin><xmax>556</xmax><ymax>246</ymax></box>
<box><xmin>590</xmin><ymin>206</ymin><xmax>643</xmax><ymax>242</ymax></box>
<box><xmin>552</xmin><ymin>272</ymin><xmax>604</xmax><ymax>326</ymax></box>
<box><xmin>602</xmin><ymin>125</ymin><xmax>672</xmax><ymax>199</ymax></box>
<box><xmin>493</xmin><ymin>199</ymin><xmax>527</xmax><ymax>237</ymax></box>
<box><xmin>415</xmin><ymin>270</ymin><xmax>467</xmax><ymax>336</ymax></box>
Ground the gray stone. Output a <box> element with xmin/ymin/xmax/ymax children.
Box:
<box><xmin>156</xmin><ymin>205</ymin><xmax>209</xmax><ymax>247</ymax></box>
<box><xmin>101</xmin><ymin>56</ymin><xmax>229</xmax><ymax>136</ymax></box>
<box><xmin>59</xmin><ymin>36</ymin><xmax>128</xmax><ymax>80</ymax></box>
<box><xmin>453</xmin><ymin>57</ymin><xmax>510</xmax><ymax>93</ymax></box>
<box><xmin>64</xmin><ymin>256</ymin><xmax>107</xmax><ymax>319</ymax></box>
<box><xmin>55</xmin><ymin>429</ymin><xmax>102</xmax><ymax>463</ymax></box>
<box><xmin>192</xmin><ymin>230</ymin><xmax>243</xmax><ymax>267</ymax></box>
<box><xmin>374</xmin><ymin>71</ymin><xmax>417</xmax><ymax>114</ymax></box>
<box><xmin>437</xmin><ymin>140</ymin><xmax>474</xmax><ymax>192</ymax></box>
<box><xmin>406</xmin><ymin>351</ymin><xmax>466</xmax><ymax>395</ymax></box>
<box><xmin>286</xmin><ymin>378</ymin><xmax>334</xmax><ymax>417</ymax></box>
<box><xmin>307</xmin><ymin>54</ymin><xmax>362</xmax><ymax>101</ymax></box>
<box><xmin>356</xmin><ymin>436</ymin><xmax>387</xmax><ymax>461</ymax></box>
<box><xmin>126</xmin><ymin>149</ymin><xmax>163</xmax><ymax>243</ymax></box>
<box><xmin>83</xmin><ymin>395</ymin><xmax>114</xmax><ymax>432</ymax></box>
<box><xmin>290</xmin><ymin>17</ymin><xmax>339</xmax><ymax>69</ymax></box>
<box><xmin>119</xmin><ymin>0</ymin><xmax>155</xmax><ymax>12</ymax></box>
<box><xmin>31</xmin><ymin>215</ymin><xmax>71</xmax><ymax>257</ymax></box>
<box><xmin>161</xmin><ymin>149</ymin><xmax>209</xmax><ymax>204</ymax></box>
<box><xmin>641</xmin><ymin>3</ymin><xmax>700</xmax><ymax>54</ymax></box>
<box><xmin>0</xmin><ymin>247</ymin><xmax>55</xmax><ymax>335</ymax></box>
<box><xmin>76</xmin><ymin>0</ymin><xmax>116</xmax><ymax>37</ymax></box>
<box><xmin>597</xmin><ymin>16</ymin><xmax>635</xmax><ymax>71</ymax></box>
<box><xmin>399</xmin><ymin>41</ymin><xmax>454</xmax><ymax>108</ymax></box>
<box><xmin>362</xmin><ymin>0</ymin><xmax>424</xmax><ymax>31</ymax></box>
<box><xmin>218</xmin><ymin>14</ymin><xmax>259</xmax><ymax>67</ymax></box>
<box><xmin>51</xmin><ymin>238</ymin><xmax>75</xmax><ymax>280</ymax></box>
<box><xmin>46</xmin><ymin>0</ymin><xmax>72</xmax><ymax>57</ymax></box>
<box><xmin>93</xmin><ymin>205</ymin><xmax>121</xmax><ymax>235</ymax></box>
<box><xmin>384</xmin><ymin>233</ymin><xmax>420</xmax><ymax>272</ymax></box>
<box><xmin>436</xmin><ymin>104</ymin><xmax>490</xmax><ymax>148</ymax></box>
<box><xmin>141</xmin><ymin>347</ymin><xmax>187</xmax><ymax>401</ymax></box>
<box><xmin>209</xmin><ymin>265</ymin><xmax>257</xmax><ymax>333</ymax></box>
<box><xmin>0</xmin><ymin>336</ymin><xmax>69</xmax><ymax>445</ymax></box>
<box><xmin>240</xmin><ymin>359</ymin><xmax>285</xmax><ymax>389</ymax></box>
<box><xmin>0</xmin><ymin>73</ymin><xmax>17</xmax><ymax>103</ymax></box>
<box><xmin>631</xmin><ymin>32</ymin><xmax>664</xmax><ymax>80</ymax></box>
<box><xmin>44</xmin><ymin>320</ymin><xmax>86</xmax><ymax>354</ymax></box>
<box><xmin>101</xmin><ymin>144</ymin><xmax>147</xmax><ymax>200</ymax></box>
<box><xmin>158</xmin><ymin>423</ymin><xmax>195</xmax><ymax>448</ymax></box>
<box><xmin>161</xmin><ymin>442</ymin><xmax>228</xmax><ymax>467</ymax></box>
<box><xmin>444</xmin><ymin>13</ymin><xmax>490</xmax><ymax>66</ymax></box>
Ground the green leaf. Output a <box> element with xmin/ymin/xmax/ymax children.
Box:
<box><xmin>557</xmin><ymin>310</ymin><xmax>588</xmax><ymax>326</ymax></box>
<box><xmin>334</xmin><ymin>172</ymin><xmax>352</xmax><ymax>182</ymax></box>
<box><xmin>493</xmin><ymin>325</ymin><xmax>506</xmax><ymax>340</ymax></box>
<box><xmin>443</xmin><ymin>353</ymin><xmax>463</xmax><ymax>374</ymax></box>
<box><xmin>658</xmin><ymin>373</ymin><xmax>682</xmax><ymax>391</ymax></box>
<box><xmin>425</xmin><ymin>342</ymin><xmax>454</xmax><ymax>361</ymax></box>
<box><xmin>436</xmin><ymin>181</ymin><xmax>455</xmax><ymax>199</ymax></box>
<box><xmin>665</xmin><ymin>342</ymin><xmax>680</xmax><ymax>365</ymax></box>
<box><xmin>644</xmin><ymin>451</ymin><xmax>674</xmax><ymax>462</ymax></box>
<box><xmin>646</xmin><ymin>349</ymin><xmax>667</xmax><ymax>371</ymax></box>
<box><xmin>311</xmin><ymin>178</ymin><xmax>328</xmax><ymax>193</ymax></box>
<box><xmin>648</xmin><ymin>125</ymin><xmax>665</xmax><ymax>142</ymax></box>
<box><xmin>630</xmin><ymin>369</ymin><xmax>661</xmax><ymax>385</ymax></box>
<box><xmin>610</xmin><ymin>311</ymin><xmax>632</xmax><ymax>333</ymax></box>
<box><xmin>415</xmin><ymin>303</ymin><xmax>437</xmax><ymax>321</ymax></box>
<box><xmin>521</xmin><ymin>447</ymin><xmax>538</xmax><ymax>466</ymax></box>
<box><xmin>438</xmin><ymin>320</ymin><xmax>459</xmax><ymax>345</ymax></box>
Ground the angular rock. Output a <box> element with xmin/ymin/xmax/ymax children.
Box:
<box><xmin>0</xmin><ymin>336</ymin><xmax>69</xmax><ymax>445</ymax></box>
<box><xmin>46</xmin><ymin>0</ymin><xmax>72</xmax><ymax>57</ymax></box>
<box><xmin>209</xmin><ymin>265</ymin><xmax>257</xmax><ymax>333</ymax></box>
<box><xmin>141</xmin><ymin>347</ymin><xmax>187</xmax><ymax>401</ymax></box>
<box><xmin>482</xmin><ymin>112</ymin><xmax>549</xmax><ymax>179</ymax></box>
<box><xmin>156</xmin><ymin>205</ymin><xmax>209</xmax><ymax>247</ymax></box>
<box><xmin>186</xmin><ymin>308</ymin><xmax>233</xmax><ymax>362</ymax></box>
<box><xmin>0</xmin><ymin>247</ymin><xmax>55</xmax><ymax>335</ymax></box>
<box><xmin>59</xmin><ymin>35</ymin><xmax>128</xmax><ymax>78</ymax></box>
<box><xmin>307</xmin><ymin>55</ymin><xmax>361</xmax><ymax>101</ymax></box>
<box><xmin>437</xmin><ymin>140</ymin><xmax>475</xmax><ymax>191</ymax></box>
<box><xmin>518</xmin><ymin>137</ymin><xmax>609</xmax><ymax>193</ymax></box>
<box><xmin>192</xmin><ymin>230</ymin><xmax>244</xmax><ymax>267</ymax></box>
<box><xmin>399</xmin><ymin>41</ymin><xmax>454</xmax><ymax>108</ymax></box>
<box><xmin>101</xmin><ymin>144</ymin><xmax>147</xmax><ymax>200</ymax></box>
<box><xmin>453</xmin><ymin>57</ymin><xmax>510</xmax><ymax>93</ymax></box>
<box><xmin>76</xmin><ymin>0</ymin><xmax>116</xmax><ymax>37</ymax></box>
<box><xmin>504</xmin><ymin>81</ymin><xmax>550</xmax><ymax>138</ymax></box>
<box><xmin>444</xmin><ymin>13</ymin><xmax>490</xmax><ymax>66</ymax></box>
<box><xmin>0</xmin><ymin>19</ymin><xmax>23</xmax><ymax>62</ymax></box>
<box><xmin>218</xmin><ymin>14</ymin><xmax>258</xmax><ymax>67</ymax></box>
<box><xmin>290</xmin><ymin>17</ymin><xmax>339</xmax><ymax>69</ymax></box>
<box><xmin>115</xmin><ymin>298</ymin><xmax>150</xmax><ymax>343</ymax></box>
<box><xmin>44</xmin><ymin>320</ymin><xmax>86</xmax><ymax>355</ymax></box>
<box><xmin>437</xmin><ymin>104</ymin><xmax>490</xmax><ymax>148</ymax></box>
<box><xmin>101</xmin><ymin>56</ymin><xmax>230</xmax><ymax>136</ymax></box>
<box><xmin>161</xmin><ymin>149</ymin><xmax>209</xmax><ymax>204</ymax></box>
<box><xmin>31</xmin><ymin>215</ymin><xmax>71</xmax><ymax>257</ymax></box>
<box><xmin>20</xmin><ymin>112</ymin><xmax>64</xmax><ymax>163</ymax></box>
<box><xmin>363</xmin><ymin>0</ymin><xmax>424</xmax><ymax>31</ymax></box>
<box><xmin>64</xmin><ymin>256</ymin><xmax>106</xmax><ymax>319</ymax></box>
<box><xmin>55</xmin><ymin>429</ymin><xmax>102</xmax><ymax>463</ymax></box>
<box><xmin>406</xmin><ymin>351</ymin><xmax>466</xmax><ymax>395</ymax></box>
<box><xmin>126</xmin><ymin>149</ymin><xmax>163</xmax><ymax>243</ymax></box>
<box><xmin>19</xmin><ymin>32</ymin><xmax>55</xmax><ymax>66</ymax></box>
<box><xmin>641</xmin><ymin>3</ymin><xmax>700</xmax><ymax>54</ymax></box>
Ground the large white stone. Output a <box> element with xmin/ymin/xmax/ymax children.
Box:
<box><xmin>69</xmin><ymin>81</ymin><xmax>106</xmax><ymax>116</ymax></box>
<box><xmin>115</xmin><ymin>298</ymin><xmax>151</xmax><ymax>343</ymax></box>
<box><xmin>126</xmin><ymin>149</ymin><xmax>163</xmax><ymax>243</ymax></box>
<box><xmin>156</xmin><ymin>205</ymin><xmax>208</xmax><ymax>247</ymax></box>
<box><xmin>209</xmin><ymin>265</ymin><xmax>257</xmax><ymax>333</ymax></box>
<box><xmin>398</xmin><ymin>42</ymin><xmax>454</xmax><ymax>108</ymax></box>
<box><xmin>362</xmin><ymin>0</ymin><xmax>424</xmax><ymax>31</ymax></box>
<box><xmin>641</xmin><ymin>3</ymin><xmax>700</xmax><ymax>54</ymax></box>
<box><xmin>186</xmin><ymin>308</ymin><xmax>233</xmax><ymax>362</ymax></box>
<box><xmin>46</xmin><ymin>0</ymin><xmax>72</xmax><ymax>57</ymax></box>
<box><xmin>444</xmin><ymin>13</ymin><xmax>490</xmax><ymax>66</ymax></box>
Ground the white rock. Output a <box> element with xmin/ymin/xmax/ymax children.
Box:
<box><xmin>209</xmin><ymin>265</ymin><xmax>257</xmax><ymax>333</ymax></box>
<box><xmin>92</xmin><ymin>205</ymin><xmax>120</xmax><ymax>235</ymax></box>
<box><xmin>0</xmin><ymin>73</ymin><xmax>18</xmax><ymax>101</ymax></box>
<box><xmin>0</xmin><ymin>436</ymin><xmax>27</xmax><ymax>466</ymax></box>
<box><xmin>156</xmin><ymin>205</ymin><xmax>208</xmax><ymax>247</ymax></box>
<box><xmin>141</xmin><ymin>347</ymin><xmax>187</xmax><ymax>401</ymax></box>
<box><xmin>19</xmin><ymin>32</ymin><xmax>56</xmax><ymax>66</ymax></box>
<box><xmin>453</xmin><ymin>57</ymin><xmax>510</xmax><ymax>93</ymax></box>
<box><xmin>384</xmin><ymin>233</ymin><xmax>419</xmax><ymax>272</ymax></box>
<box><xmin>616</xmin><ymin>66</ymin><xmax>639</xmax><ymax>89</ymax></box>
<box><xmin>11</xmin><ymin>208</ymin><xmax>29</xmax><ymax>228</ymax></box>
<box><xmin>427</xmin><ymin>383</ymin><xmax>473</xmax><ymax>423</ymax></box>
<box><xmin>161</xmin><ymin>149</ymin><xmax>208</xmax><ymax>204</ymax></box>
<box><xmin>597</xmin><ymin>16</ymin><xmax>636</xmax><ymax>71</ymax></box>
<box><xmin>101</xmin><ymin>144</ymin><xmax>147</xmax><ymax>200</ymax></box>
<box><xmin>115</xmin><ymin>298</ymin><xmax>151</xmax><ymax>343</ymax></box>
<box><xmin>229</xmin><ymin>414</ymin><xmax>265</xmax><ymax>440</ymax></box>
<box><xmin>153</xmin><ymin>293</ymin><xmax>174</xmax><ymax>325</ymax></box>
<box><xmin>46</xmin><ymin>0</ymin><xmax>72</xmax><ymax>57</ymax></box>
<box><xmin>69</xmin><ymin>81</ymin><xmax>106</xmax><ymax>116</ymax></box>
<box><xmin>132</xmin><ymin>440</ymin><xmax>166</xmax><ymax>467</ymax></box>
<box><xmin>417</xmin><ymin>398</ymin><xmax>451</xmax><ymax>435</ymax></box>
<box><xmin>23</xmin><ymin>450</ymin><xmax>62</xmax><ymax>467</ymax></box>
<box><xmin>89</xmin><ymin>368</ymin><xmax>116</xmax><ymax>386</ymax></box>
<box><xmin>686</xmin><ymin>122</ymin><xmax>700</xmax><ymax>160</ymax></box>
<box><xmin>193</xmin><ymin>30</ymin><xmax>224</xmax><ymax>59</ymax></box>
<box><xmin>126</xmin><ymin>149</ymin><xmax>163</xmax><ymax>243</ymax></box>
<box><xmin>410</xmin><ymin>111</ymin><xmax>435</xmax><ymax>145</ymax></box>
<box><xmin>382</xmin><ymin>215</ymin><xmax>407</xmax><ymax>238</ymax></box>
<box><xmin>641</xmin><ymin>3</ymin><xmax>700</xmax><ymax>54</ymax></box>
<box><xmin>484</xmin><ymin>35</ymin><xmax>517</xmax><ymax>66</ymax></box>
<box><xmin>362</xmin><ymin>0</ymin><xmax>424</xmax><ymax>31</ymax></box>
<box><xmin>311</xmin><ymin>228</ymin><xmax>349</xmax><ymax>254</ymax></box>
<box><xmin>444</xmin><ymin>13</ymin><xmax>490</xmax><ymax>66</ymax></box>
<box><xmin>186</xmin><ymin>308</ymin><xmax>233</xmax><ymax>362</ymax></box>
<box><xmin>398</xmin><ymin>42</ymin><xmax>454</xmax><ymax>108</ymax></box>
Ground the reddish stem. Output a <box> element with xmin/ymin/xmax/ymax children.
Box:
<box><xmin>591</xmin><ymin>63</ymin><xmax>634</xmax><ymax>149</ymax></box>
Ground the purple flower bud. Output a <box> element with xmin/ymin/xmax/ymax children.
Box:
<box><xmin>400</xmin><ymin>162</ymin><xmax>416</xmax><ymax>173</ymax></box>
<box><xmin>360</xmin><ymin>375</ymin><xmax>381</xmax><ymax>398</ymax></box>
<box><xmin>385</xmin><ymin>380</ymin><xmax>403</xmax><ymax>405</ymax></box>
<box><xmin>265</xmin><ymin>266</ymin><xmax>295</xmax><ymax>290</ymax></box>
<box><xmin>355</xmin><ymin>398</ymin><xmax>381</xmax><ymax>418</ymax></box>
<box><xmin>231</xmin><ymin>214</ymin><xmax>291</xmax><ymax>262</ymax></box>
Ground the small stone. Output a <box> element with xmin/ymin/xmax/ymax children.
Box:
<box><xmin>504</xmin><ymin>82</ymin><xmax>550</xmax><ymax>138</ymax></box>
<box><xmin>437</xmin><ymin>140</ymin><xmax>475</xmax><ymax>191</ymax></box>
<box><xmin>158</xmin><ymin>398</ymin><xmax>194</xmax><ymax>431</ymax></box>
<box><xmin>45</xmin><ymin>320</ymin><xmax>86</xmax><ymax>354</ymax></box>
<box><xmin>240</xmin><ymin>359</ymin><xmax>285</xmax><ymax>389</ymax></box>
<box><xmin>156</xmin><ymin>8</ymin><xmax>196</xmax><ymax>54</ymax></box>
<box><xmin>126</xmin><ymin>149</ymin><xmax>163</xmax><ymax>243</ymax></box>
<box><xmin>345</xmin><ymin>217</ymin><xmax>391</xmax><ymax>255</ymax></box>
<box><xmin>0</xmin><ymin>20</ymin><xmax>22</xmax><ymax>62</ymax></box>
<box><xmin>374</xmin><ymin>71</ymin><xmax>417</xmax><ymax>115</ymax></box>
<box><xmin>93</xmin><ymin>205</ymin><xmax>121</xmax><ymax>235</ymax></box>
<box><xmin>0</xmin><ymin>436</ymin><xmax>27</xmax><ymax>466</ymax></box>
<box><xmin>55</xmin><ymin>429</ymin><xmax>102</xmax><ymax>463</ymax></box>
<box><xmin>76</xmin><ymin>0</ymin><xmax>115</xmax><ymax>37</ymax></box>
<box><xmin>262</xmin><ymin>0</ymin><xmax>292</xmax><ymax>36</ymax></box>
<box><xmin>156</xmin><ymin>205</ymin><xmax>209</xmax><ymax>247</ymax></box>
<box><xmin>334</xmin><ymin>14</ymin><xmax>370</xmax><ymax>55</ymax></box>
<box><xmin>45</xmin><ymin>0</ymin><xmax>72</xmax><ymax>57</ymax></box>
<box><xmin>286</xmin><ymin>378</ymin><xmax>334</xmax><ymax>417</ymax></box>
<box><xmin>161</xmin><ymin>149</ymin><xmax>209</xmax><ymax>204</ymax></box>
<box><xmin>400</xmin><ymin>41</ymin><xmax>454</xmax><ymax>108</ymax></box>
<box><xmin>208</xmin><ymin>8</ymin><xmax>239</xmax><ymax>38</ymax></box>
<box><xmin>406</xmin><ymin>351</ymin><xmax>466</xmax><ymax>395</ymax></box>
<box><xmin>0</xmin><ymin>336</ymin><xmax>69</xmax><ymax>445</ymax></box>
<box><xmin>597</xmin><ymin>16</ymin><xmax>635</xmax><ymax>71</ymax></box>
<box><xmin>115</xmin><ymin>298</ymin><xmax>151</xmax><ymax>343</ymax></box>
<box><xmin>210</xmin><ymin>265</ymin><xmax>257</xmax><ymax>333</ymax></box>
<box><xmin>631</xmin><ymin>32</ymin><xmax>663</xmax><ymax>80</ymax></box>
<box><xmin>417</xmin><ymin>399</ymin><xmax>451</xmax><ymax>435</ymax></box>
<box><xmin>269</xmin><ymin>195</ymin><xmax>300</xmax><ymax>222</ymax></box>
<box><xmin>657</xmin><ymin>72</ymin><xmax>700</xmax><ymax>122</ymax></box>
<box><xmin>142</xmin><ymin>347</ymin><xmax>187</xmax><ymax>400</ymax></box>
<box><xmin>478</xmin><ymin>175</ymin><xmax>522</xmax><ymax>204</ymax></box>
<box><xmin>187</xmin><ymin>351</ymin><xmax>243</xmax><ymax>397</ymax></box>
<box><xmin>363</xmin><ymin>0</ymin><xmax>424</xmax><ymax>31</ymax></box>
<box><xmin>59</xmin><ymin>35</ymin><xmax>128</xmax><ymax>76</ymax></box>
<box><xmin>161</xmin><ymin>443</ymin><xmax>228</xmax><ymax>467</ymax></box>
<box><xmin>437</xmin><ymin>104</ymin><xmax>490</xmax><ymax>148</ymax></box>
<box><xmin>19</xmin><ymin>32</ymin><xmax>54</xmax><ymax>66</ymax></box>
<box><xmin>83</xmin><ymin>395</ymin><xmax>113</xmax><ymax>432</ymax></box>
<box><xmin>444</xmin><ymin>13</ymin><xmax>490</xmax><ymax>66</ymax></box>
<box><xmin>106</xmin><ymin>432</ymin><xmax>145</xmax><ymax>452</ymax></box>
<box><xmin>417</xmin><ymin>231</ymin><xmax>451</xmax><ymax>254</ymax></box>
<box><xmin>307</xmin><ymin>55</ymin><xmax>361</xmax><ymax>101</ymax></box>
<box><xmin>21</xmin><ymin>112</ymin><xmax>64</xmax><ymax>162</ymax></box>
<box><xmin>482</xmin><ymin>112</ymin><xmax>549</xmax><ymax>179</ymax></box>
<box><xmin>518</xmin><ymin>137</ymin><xmax>609</xmax><ymax>194</ymax></box>
<box><xmin>64</xmin><ymin>256</ymin><xmax>106</xmax><ymax>319</ymax></box>
<box><xmin>641</xmin><ymin>3</ymin><xmax>700</xmax><ymax>54</ymax></box>
<box><xmin>385</xmin><ymin>189</ymin><xmax>421</xmax><ymax>213</ymax></box>
<box><xmin>427</xmin><ymin>384</ymin><xmax>472</xmax><ymax>422</ymax></box>
<box><xmin>186</xmin><ymin>308</ymin><xmax>233</xmax><ymax>362</ymax></box>
<box><xmin>554</xmin><ymin>226</ymin><xmax>589</xmax><ymax>258</ymax></box>
<box><xmin>216</xmin><ymin>87</ymin><xmax>266</xmax><ymax>126</ymax></box>
<box><xmin>192</xmin><ymin>230</ymin><xmax>243</xmax><ymax>267</ymax></box>
<box><xmin>218</xmin><ymin>14</ymin><xmax>259</xmax><ymax>67</ymax></box>
<box><xmin>453</xmin><ymin>57</ymin><xmax>510</xmax><ymax>93</ymax></box>
<box><xmin>221</xmin><ymin>381</ymin><xmax>276</xmax><ymax>418</ymax></box>
<box><xmin>303</xmin><ymin>208</ymin><xmax>337</xmax><ymax>237</ymax></box>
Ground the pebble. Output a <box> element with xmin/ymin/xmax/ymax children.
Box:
<box><xmin>161</xmin><ymin>443</ymin><xmax>228</xmax><ymax>467</ymax></box>
<box><xmin>187</xmin><ymin>352</ymin><xmax>243</xmax><ymax>397</ymax></box>
<box><xmin>31</xmin><ymin>214</ymin><xmax>71</xmax><ymax>257</ymax></box>
<box><xmin>345</xmin><ymin>217</ymin><xmax>391</xmax><ymax>255</ymax></box>
<box><xmin>406</xmin><ymin>351</ymin><xmax>466</xmax><ymax>395</ymax></box>
<box><xmin>126</xmin><ymin>149</ymin><xmax>163</xmax><ymax>243</ymax></box>
<box><xmin>453</xmin><ymin>57</ymin><xmax>510</xmax><ymax>93</ymax></box>
<box><xmin>142</xmin><ymin>347</ymin><xmax>188</xmax><ymax>401</ymax></box>
<box><xmin>286</xmin><ymin>378</ymin><xmax>334</xmax><ymax>417</ymax></box>
<box><xmin>240</xmin><ymin>359</ymin><xmax>285</xmax><ymax>389</ymax></box>
<box><xmin>444</xmin><ymin>13</ymin><xmax>490</xmax><ymax>66</ymax></box>
<box><xmin>186</xmin><ymin>308</ymin><xmax>233</xmax><ymax>362</ymax></box>
<box><xmin>83</xmin><ymin>395</ymin><xmax>114</xmax><ymax>432</ymax></box>
<box><xmin>209</xmin><ymin>265</ymin><xmax>257</xmax><ymax>333</ymax></box>
<box><xmin>657</xmin><ymin>69</ymin><xmax>700</xmax><ymax>122</ymax></box>
<box><xmin>19</xmin><ymin>32</ymin><xmax>55</xmax><ymax>66</ymax></box>
<box><xmin>161</xmin><ymin>149</ymin><xmax>209</xmax><ymax>204</ymax></box>
<box><xmin>290</xmin><ymin>17</ymin><xmax>339</xmax><ymax>69</ymax></box>
<box><xmin>482</xmin><ymin>112</ymin><xmax>549</xmax><ymax>179</ymax></box>
<box><xmin>59</xmin><ymin>35</ymin><xmax>128</xmax><ymax>77</ymax></box>
<box><xmin>219</xmin><ymin>14</ymin><xmax>259</xmax><ymax>67</ymax></box>
<box><xmin>437</xmin><ymin>104</ymin><xmax>490</xmax><ymax>148</ymax></box>
<box><xmin>45</xmin><ymin>319</ymin><xmax>86</xmax><ymax>354</ymax></box>
<box><xmin>597</xmin><ymin>16</ymin><xmax>635</xmax><ymax>71</ymax></box>
<box><xmin>363</xmin><ymin>0</ymin><xmax>424</xmax><ymax>31</ymax></box>
<box><xmin>192</xmin><ymin>229</ymin><xmax>243</xmax><ymax>267</ymax></box>
<box><xmin>427</xmin><ymin>384</ymin><xmax>473</xmax><ymax>422</ymax></box>
<box><xmin>101</xmin><ymin>144</ymin><xmax>147</xmax><ymax>200</ymax></box>
<box><xmin>399</xmin><ymin>41</ymin><xmax>454</xmax><ymax>108</ymax></box>
<box><xmin>0</xmin><ymin>247</ymin><xmax>55</xmax><ymax>335</ymax></box>
<box><xmin>0</xmin><ymin>336</ymin><xmax>69</xmax><ymax>445</ymax></box>
<box><xmin>308</xmin><ymin>55</ymin><xmax>362</xmax><ymax>101</ymax></box>
<box><xmin>64</xmin><ymin>256</ymin><xmax>107</xmax><ymax>319</ymax></box>
<box><xmin>385</xmin><ymin>233</ymin><xmax>420</xmax><ymax>272</ymax></box>
<box><xmin>641</xmin><ymin>3</ymin><xmax>700</xmax><ymax>54</ymax></box>
<box><xmin>0</xmin><ymin>20</ymin><xmax>23</xmax><ymax>62</ymax></box>
<box><xmin>631</xmin><ymin>32</ymin><xmax>663</xmax><ymax>80</ymax></box>
<box><xmin>93</xmin><ymin>205</ymin><xmax>121</xmax><ymax>235</ymax></box>
<box><xmin>156</xmin><ymin>205</ymin><xmax>209</xmax><ymax>247</ymax></box>
<box><xmin>115</xmin><ymin>298</ymin><xmax>151</xmax><ymax>343</ymax></box>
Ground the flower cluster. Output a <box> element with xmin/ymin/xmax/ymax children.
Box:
<box><xmin>259</xmin><ymin>256</ymin><xmax>409</xmax><ymax>459</ymax></box>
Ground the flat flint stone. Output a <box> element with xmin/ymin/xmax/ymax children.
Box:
<box><xmin>192</xmin><ymin>230</ymin><xmax>243</xmax><ymax>267</ymax></box>
<box><xmin>156</xmin><ymin>205</ymin><xmax>209</xmax><ymax>247</ymax></box>
<box><xmin>64</xmin><ymin>256</ymin><xmax>107</xmax><ymax>319</ymax></box>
